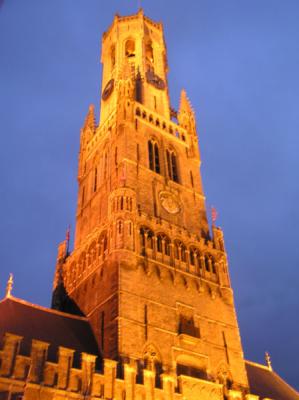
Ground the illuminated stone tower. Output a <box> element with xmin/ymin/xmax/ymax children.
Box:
<box><xmin>53</xmin><ymin>9</ymin><xmax>249</xmax><ymax>394</ymax></box>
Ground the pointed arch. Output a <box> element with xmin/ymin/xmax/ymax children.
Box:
<box><xmin>148</xmin><ymin>139</ymin><xmax>160</xmax><ymax>174</ymax></box>
<box><xmin>166</xmin><ymin>148</ymin><xmax>179</xmax><ymax>183</ymax></box>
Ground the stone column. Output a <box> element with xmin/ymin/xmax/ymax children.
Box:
<box><xmin>194</xmin><ymin>251</ymin><xmax>199</xmax><ymax>275</ymax></box>
<box><xmin>143</xmin><ymin>369</ymin><xmax>155</xmax><ymax>400</ymax></box>
<box><xmin>28</xmin><ymin>339</ymin><xmax>49</xmax><ymax>383</ymax></box>
<box><xmin>81</xmin><ymin>353</ymin><xmax>97</xmax><ymax>395</ymax></box>
<box><xmin>153</xmin><ymin>237</ymin><xmax>157</xmax><ymax>260</ymax></box>
<box><xmin>161</xmin><ymin>374</ymin><xmax>175</xmax><ymax>400</ymax></box>
<box><xmin>0</xmin><ymin>333</ymin><xmax>22</xmax><ymax>377</ymax></box>
<box><xmin>169</xmin><ymin>243</ymin><xmax>174</xmax><ymax>266</ymax></box>
<box><xmin>185</xmin><ymin>250</ymin><xmax>190</xmax><ymax>272</ymax></box>
<box><xmin>104</xmin><ymin>359</ymin><xmax>118</xmax><ymax>400</ymax></box>
<box><xmin>57</xmin><ymin>347</ymin><xmax>74</xmax><ymax>390</ymax></box>
<box><xmin>162</xmin><ymin>239</ymin><xmax>165</xmax><ymax>262</ymax></box>
<box><xmin>200</xmin><ymin>255</ymin><xmax>205</xmax><ymax>278</ymax></box>
<box><xmin>227</xmin><ymin>390</ymin><xmax>243</xmax><ymax>400</ymax></box>
<box><xmin>124</xmin><ymin>362</ymin><xmax>137</xmax><ymax>400</ymax></box>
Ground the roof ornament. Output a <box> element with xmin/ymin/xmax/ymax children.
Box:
<box><xmin>66</xmin><ymin>225</ymin><xmax>71</xmax><ymax>256</ymax></box>
<box><xmin>265</xmin><ymin>351</ymin><xmax>273</xmax><ymax>371</ymax></box>
<box><xmin>5</xmin><ymin>273</ymin><xmax>13</xmax><ymax>298</ymax></box>
<box><xmin>211</xmin><ymin>206</ymin><xmax>218</xmax><ymax>225</ymax></box>
<box><xmin>137</xmin><ymin>0</ymin><xmax>143</xmax><ymax>13</ymax></box>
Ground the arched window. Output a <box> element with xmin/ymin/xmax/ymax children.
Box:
<box><xmin>140</xmin><ymin>227</ymin><xmax>154</xmax><ymax>250</ymax></box>
<box><xmin>181</xmin><ymin>244</ymin><xmax>187</xmax><ymax>262</ymax></box>
<box><xmin>148</xmin><ymin>140</ymin><xmax>160</xmax><ymax>174</ymax></box>
<box><xmin>125</xmin><ymin>39</ymin><xmax>135</xmax><ymax>58</ymax></box>
<box><xmin>157</xmin><ymin>235</ymin><xmax>163</xmax><ymax>253</ymax></box>
<box><xmin>174</xmin><ymin>242</ymin><xmax>180</xmax><ymax>259</ymax></box>
<box><xmin>164</xmin><ymin>236</ymin><xmax>171</xmax><ymax>256</ymax></box>
<box><xmin>211</xmin><ymin>257</ymin><xmax>216</xmax><ymax>274</ymax></box>
<box><xmin>190</xmin><ymin>171</ymin><xmax>194</xmax><ymax>188</ymax></box>
<box><xmin>189</xmin><ymin>248</ymin><xmax>196</xmax><ymax>266</ymax></box>
<box><xmin>140</xmin><ymin>228</ymin><xmax>146</xmax><ymax>248</ymax></box>
<box><xmin>118</xmin><ymin>220</ymin><xmax>123</xmax><ymax>234</ymax></box>
<box><xmin>145</xmin><ymin>41</ymin><xmax>154</xmax><ymax>69</ymax></box>
<box><xmin>156</xmin><ymin>234</ymin><xmax>170</xmax><ymax>255</ymax></box>
<box><xmin>205</xmin><ymin>255</ymin><xmax>210</xmax><ymax>272</ymax></box>
<box><xmin>166</xmin><ymin>149</ymin><xmax>179</xmax><ymax>183</ymax></box>
<box><xmin>147</xmin><ymin>231</ymin><xmax>154</xmax><ymax>249</ymax></box>
<box><xmin>174</xmin><ymin>240</ymin><xmax>186</xmax><ymax>261</ymax></box>
<box><xmin>111</xmin><ymin>45</ymin><xmax>116</xmax><ymax>68</ymax></box>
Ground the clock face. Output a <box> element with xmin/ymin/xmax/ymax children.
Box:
<box><xmin>146</xmin><ymin>70</ymin><xmax>165</xmax><ymax>90</ymax></box>
<box><xmin>102</xmin><ymin>79</ymin><xmax>114</xmax><ymax>100</ymax></box>
<box><xmin>159</xmin><ymin>191</ymin><xmax>180</xmax><ymax>214</ymax></box>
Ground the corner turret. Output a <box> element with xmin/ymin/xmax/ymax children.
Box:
<box><xmin>178</xmin><ymin>89</ymin><xmax>196</xmax><ymax>134</ymax></box>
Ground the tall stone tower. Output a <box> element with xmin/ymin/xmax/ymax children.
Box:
<box><xmin>53</xmin><ymin>9</ymin><xmax>249</xmax><ymax>393</ymax></box>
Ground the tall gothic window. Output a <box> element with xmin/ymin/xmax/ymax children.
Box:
<box><xmin>148</xmin><ymin>140</ymin><xmax>160</xmax><ymax>174</ymax></box>
<box><xmin>166</xmin><ymin>149</ymin><xmax>179</xmax><ymax>183</ymax></box>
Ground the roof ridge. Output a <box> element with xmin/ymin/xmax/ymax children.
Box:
<box><xmin>246</xmin><ymin>359</ymin><xmax>299</xmax><ymax>396</ymax></box>
<box><xmin>0</xmin><ymin>296</ymin><xmax>88</xmax><ymax>322</ymax></box>
<box><xmin>245</xmin><ymin>359</ymin><xmax>270</xmax><ymax>371</ymax></box>
<box><xmin>271</xmin><ymin>369</ymin><xmax>299</xmax><ymax>396</ymax></box>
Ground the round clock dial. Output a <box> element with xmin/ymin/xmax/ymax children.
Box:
<box><xmin>159</xmin><ymin>191</ymin><xmax>180</xmax><ymax>214</ymax></box>
<box><xmin>146</xmin><ymin>70</ymin><xmax>165</xmax><ymax>90</ymax></box>
<box><xmin>102</xmin><ymin>79</ymin><xmax>114</xmax><ymax>100</ymax></box>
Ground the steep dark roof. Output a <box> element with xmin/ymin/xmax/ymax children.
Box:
<box><xmin>0</xmin><ymin>296</ymin><xmax>100</xmax><ymax>366</ymax></box>
<box><xmin>245</xmin><ymin>360</ymin><xmax>299</xmax><ymax>400</ymax></box>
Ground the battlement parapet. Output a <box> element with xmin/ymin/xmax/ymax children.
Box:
<box><xmin>0</xmin><ymin>333</ymin><xmax>257</xmax><ymax>400</ymax></box>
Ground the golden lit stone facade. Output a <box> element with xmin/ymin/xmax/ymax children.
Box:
<box><xmin>55</xmin><ymin>8</ymin><xmax>247</xmax><ymax>393</ymax></box>
<box><xmin>1</xmin><ymin>9</ymin><xmax>298</xmax><ymax>400</ymax></box>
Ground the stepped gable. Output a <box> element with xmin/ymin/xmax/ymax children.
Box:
<box><xmin>245</xmin><ymin>360</ymin><xmax>299</xmax><ymax>399</ymax></box>
<box><xmin>0</xmin><ymin>296</ymin><xmax>100</xmax><ymax>366</ymax></box>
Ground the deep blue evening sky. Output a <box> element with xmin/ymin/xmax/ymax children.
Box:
<box><xmin>0</xmin><ymin>0</ymin><xmax>298</xmax><ymax>390</ymax></box>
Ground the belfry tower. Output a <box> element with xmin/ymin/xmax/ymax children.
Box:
<box><xmin>52</xmin><ymin>10</ymin><xmax>249</xmax><ymax>393</ymax></box>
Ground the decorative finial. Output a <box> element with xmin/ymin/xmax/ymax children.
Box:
<box><xmin>6</xmin><ymin>273</ymin><xmax>13</xmax><ymax>298</ymax></box>
<box><xmin>211</xmin><ymin>206</ymin><xmax>218</xmax><ymax>225</ymax></box>
<box><xmin>137</xmin><ymin>0</ymin><xmax>143</xmax><ymax>12</ymax></box>
<box><xmin>66</xmin><ymin>225</ymin><xmax>71</xmax><ymax>256</ymax></box>
<box><xmin>265</xmin><ymin>352</ymin><xmax>273</xmax><ymax>371</ymax></box>
<box><xmin>83</xmin><ymin>104</ymin><xmax>96</xmax><ymax>133</ymax></box>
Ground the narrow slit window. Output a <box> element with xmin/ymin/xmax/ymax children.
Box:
<box><xmin>101</xmin><ymin>311</ymin><xmax>105</xmax><ymax>351</ymax></box>
<box><xmin>82</xmin><ymin>186</ymin><xmax>85</xmax><ymax>206</ymax></box>
<box><xmin>94</xmin><ymin>168</ymin><xmax>97</xmax><ymax>192</ymax></box>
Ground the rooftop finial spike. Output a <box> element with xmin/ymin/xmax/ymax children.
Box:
<box><xmin>6</xmin><ymin>273</ymin><xmax>13</xmax><ymax>298</ymax></box>
<box><xmin>179</xmin><ymin>89</ymin><xmax>193</xmax><ymax>114</ymax></box>
<box><xmin>265</xmin><ymin>352</ymin><xmax>273</xmax><ymax>371</ymax></box>
<box><xmin>83</xmin><ymin>104</ymin><xmax>96</xmax><ymax>133</ymax></box>
<box><xmin>211</xmin><ymin>206</ymin><xmax>218</xmax><ymax>225</ymax></box>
